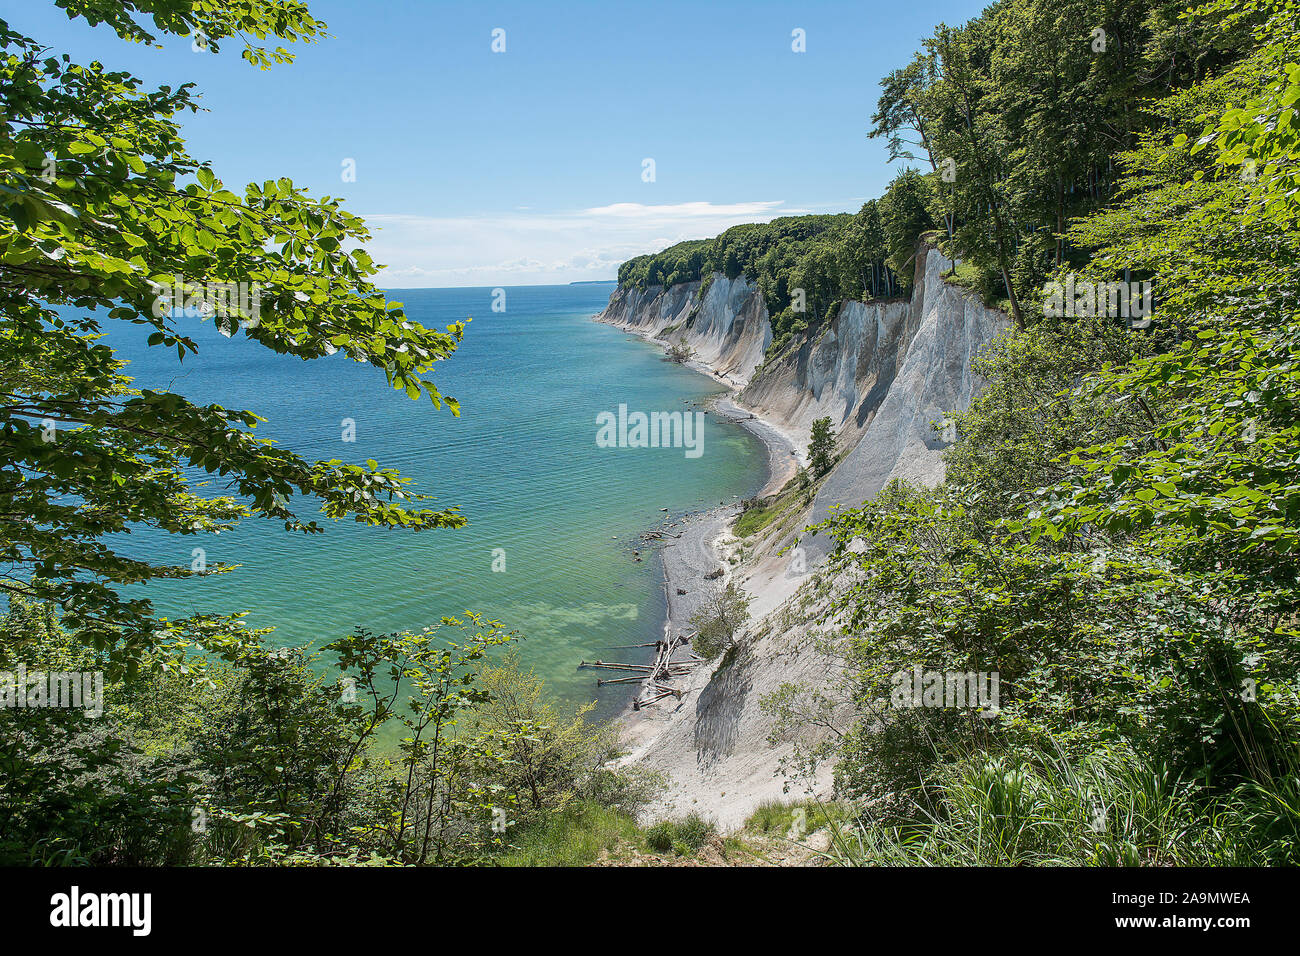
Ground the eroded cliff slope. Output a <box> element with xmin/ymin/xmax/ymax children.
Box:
<box><xmin>595</xmin><ymin>242</ymin><xmax>1010</xmax><ymax>828</ymax></box>
<box><xmin>598</xmin><ymin>274</ymin><xmax>771</xmax><ymax>387</ymax></box>
<box><xmin>597</xmin><ymin>243</ymin><xmax>1007</xmax><ymax>501</ymax></box>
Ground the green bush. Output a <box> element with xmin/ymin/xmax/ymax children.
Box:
<box><xmin>673</xmin><ymin>813</ymin><xmax>715</xmax><ymax>851</ymax></box>
<box><xmin>808</xmin><ymin>417</ymin><xmax>836</xmax><ymax>477</ymax></box>
<box><xmin>688</xmin><ymin>583</ymin><xmax>751</xmax><ymax>661</ymax></box>
<box><xmin>0</xmin><ymin>599</ymin><xmax>656</xmax><ymax>867</ymax></box>
<box><xmin>644</xmin><ymin>821</ymin><xmax>674</xmax><ymax>853</ymax></box>
<box><xmin>643</xmin><ymin>814</ymin><xmax>715</xmax><ymax>855</ymax></box>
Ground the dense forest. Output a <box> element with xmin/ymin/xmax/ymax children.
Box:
<box><xmin>617</xmin><ymin>171</ymin><xmax>932</xmax><ymax>356</ymax></box>
<box><xmin>623</xmin><ymin>0</ymin><xmax>1255</xmax><ymax>349</ymax></box>
<box><xmin>763</xmin><ymin>0</ymin><xmax>1300</xmax><ymax>864</ymax></box>
<box><xmin>2</xmin><ymin>0</ymin><xmax>1299</xmax><ymax>866</ymax></box>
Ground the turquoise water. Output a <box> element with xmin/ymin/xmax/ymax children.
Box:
<box><xmin>103</xmin><ymin>283</ymin><xmax>765</xmax><ymax>717</ymax></box>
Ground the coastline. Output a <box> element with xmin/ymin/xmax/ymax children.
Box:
<box><xmin>593</xmin><ymin>314</ymin><xmax>803</xmax><ymax>749</ymax></box>
<box><xmin>589</xmin><ymin>252</ymin><xmax>1014</xmax><ymax>827</ymax></box>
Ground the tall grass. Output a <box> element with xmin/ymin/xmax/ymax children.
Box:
<box><xmin>829</xmin><ymin>744</ymin><xmax>1234</xmax><ymax>866</ymax></box>
<box><xmin>746</xmin><ymin>798</ymin><xmax>845</xmax><ymax>838</ymax></box>
<box><xmin>644</xmin><ymin>813</ymin><xmax>715</xmax><ymax>855</ymax></box>
<box><xmin>494</xmin><ymin>801</ymin><xmax>641</xmax><ymax>867</ymax></box>
<box><xmin>1213</xmin><ymin>742</ymin><xmax>1300</xmax><ymax>866</ymax></box>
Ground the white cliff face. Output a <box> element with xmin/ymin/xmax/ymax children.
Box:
<box><xmin>597</xmin><ymin>244</ymin><xmax>1010</xmax><ymax>546</ymax></box>
<box><xmin>740</xmin><ymin>297</ymin><xmax>913</xmax><ymax>459</ymax></box>
<box><xmin>598</xmin><ymin>243</ymin><xmax>1011</xmax><ymax>829</ymax></box>
<box><xmin>802</xmin><ymin>246</ymin><xmax>1010</xmax><ymax>557</ymax></box>
<box><xmin>597</xmin><ymin>274</ymin><xmax>771</xmax><ymax>387</ymax></box>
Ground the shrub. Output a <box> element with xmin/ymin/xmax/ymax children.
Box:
<box><xmin>643</xmin><ymin>814</ymin><xmax>715</xmax><ymax>855</ymax></box>
<box><xmin>665</xmin><ymin>337</ymin><xmax>693</xmax><ymax>363</ymax></box>
<box><xmin>673</xmin><ymin>813</ymin><xmax>715</xmax><ymax>851</ymax></box>
<box><xmin>688</xmin><ymin>583</ymin><xmax>751</xmax><ymax>661</ymax></box>
<box><xmin>644</xmin><ymin>821</ymin><xmax>674</xmax><ymax>853</ymax></box>
<box><xmin>808</xmin><ymin>417</ymin><xmax>836</xmax><ymax>477</ymax></box>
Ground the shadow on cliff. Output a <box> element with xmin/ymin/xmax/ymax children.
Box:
<box><xmin>691</xmin><ymin>649</ymin><xmax>753</xmax><ymax>770</ymax></box>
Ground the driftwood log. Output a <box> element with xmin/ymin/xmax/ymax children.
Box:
<box><xmin>581</xmin><ymin>632</ymin><xmax>700</xmax><ymax>708</ymax></box>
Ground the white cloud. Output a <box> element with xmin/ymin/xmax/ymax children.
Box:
<box><xmin>360</xmin><ymin>200</ymin><xmax>806</xmax><ymax>288</ymax></box>
<box><xmin>581</xmin><ymin>200</ymin><xmax>787</xmax><ymax>220</ymax></box>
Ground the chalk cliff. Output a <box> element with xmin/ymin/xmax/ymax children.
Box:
<box><xmin>598</xmin><ymin>274</ymin><xmax>771</xmax><ymax>387</ymax></box>
<box><xmin>597</xmin><ymin>243</ymin><xmax>1008</xmax><ymax>513</ymax></box>
<box><xmin>595</xmin><ymin>242</ymin><xmax>1010</xmax><ymax>828</ymax></box>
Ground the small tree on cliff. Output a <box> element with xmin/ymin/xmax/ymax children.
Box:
<box><xmin>666</xmin><ymin>336</ymin><xmax>693</xmax><ymax>363</ymax></box>
<box><xmin>809</xmin><ymin>417</ymin><xmax>836</xmax><ymax>477</ymax></box>
<box><xmin>688</xmin><ymin>583</ymin><xmax>751</xmax><ymax>661</ymax></box>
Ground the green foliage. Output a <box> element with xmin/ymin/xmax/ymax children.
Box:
<box><xmin>0</xmin><ymin>1</ymin><xmax>467</xmax><ymax>672</ymax></box>
<box><xmin>643</xmin><ymin>813</ymin><xmax>714</xmax><ymax>855</ymax></box>
<box><xmin>672</xmin><ymin>812</ymin><xmax>714</xmax><ymax>851</ymax></box>
<box><xmin>665</xmin><ymin>336</ymin><xmax>693</xmax><ymax>363</ymax></box>
<box><xmin>808</xmin><ymin>416</ymin><xmax>836</xmax><ymax>478</ymax></box>
<box><xmin>688</xmin><ymin>582</ymin><xmax>751</xmax><ymax>661</ymax></box>
<box><xmin>0</xmin><ymin>597</ymin><xmax>655</xmax><ymax>865</ymax></box>
<box><xmin>1191</xmin><ymin>0</ymin><xmax>1300</xmax><ymax>231</ymax></box>
<box><xmin>806</xmin><ymin>0</ymin><xmax>1300</xmax><ymax>864</ymax></box>
<box><xmin>470</xmin><ymin>653</ymin><xmax>626</xmax><ymax>822</ymax></box>
<box><xmin>617</xmin><ymin>203</ymin><xmax>921</xmax><ymax>350</ymax></box>
<box><xmin>833</xmin><ymin>743</ymin><xmax>1228</xmax><ymax>866</ymax></box>
<box><xmin>878</xmin><ymin>169</ymin><xmax>936</xmax><ymax>286</ymax></box>
<box><xmin>745</xmin><ymin>798</ymin><xmax>843</xmax><ymax>838</ymax></box>
<box><xmin>0</xmin><ymin>595</ymin><xmax>196</xmax><ymax>865</ymax></box>
<box><xmin>942</xmin><ymin>319</ymin><xmax>1151</xmax><ymax>522</ymax></box>
<box><xmin>830</xmin><ymin>738</ymin><xmax>1300</xmax><ymax>866</ymax></box>
<box><xmin>643</xmin><ymin>819</ymin><xmax>674</xmax><ymax>853</ymax></box>
<box><xmin>733</xmin><ymin>498</ymin><xmax>781</xmax><ymax>538</ymax></box>
<box><xmin>1216</xmin><ymin>743</ymin><xmax>1300</xmax><ymax>865</ymax></box>
<box><xmin>733</xmin><ymin>466</ymin><xmax>821</xmax><ymax>540</ymax></box>
<box><xmin>495</xmin><ymin>800</ymin><xmax>642</xmax><ymax>867</ymax></box>
<box><xmin>869</xmin><ymin>0</ymin><xmax>1256</xmax><ymax>328</ymax></box>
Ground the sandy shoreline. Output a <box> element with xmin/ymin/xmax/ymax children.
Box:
<box><xmin>594</xmin><ymin>317</ymin><xmax>804</xmax><ymax>746</ymax></box>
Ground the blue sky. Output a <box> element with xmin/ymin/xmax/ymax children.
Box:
<box><xmin>12</xmin><ymin>0</ymin><xmax>990</xmax><ymax>286</ymax></box>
